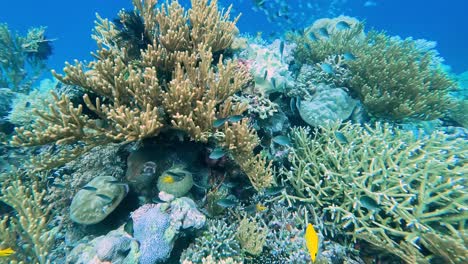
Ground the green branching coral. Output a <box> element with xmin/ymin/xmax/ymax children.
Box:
<box><xmin>290</xmin><ymin>19</ymin><xmax>456</xmax><ymax>121</ymax></box>
<box><xmin>0</xmin><ymin>171</ymin><xmax>57</xmax><ymax>264</ymax></box>
<box><xmin>281</xmin><ymin>122</ymin><xmax>467</xmax><ymax>263</ymax></box>
<box><xmin>0</xmin><ymin>24</ymin><xmax>52</xmax><ymax>93</ymax></box>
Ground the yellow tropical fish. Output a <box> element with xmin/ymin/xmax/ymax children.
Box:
<box><xmin>255</xmin><ymin>203</ymin><xmax>267</xmax><ymax>212</ymax></box>
<box><xmin>0</xmin><ymin>247</ymin><xmax>15</xmax><ymax>257</ymax></box>
<box><xmin>305</xmin><ymin>223</ymin><xmax>319</xmax><ymax>262</ymax></box>
<box><xmin>161</xmin><ymin>175</ymin><xmax>175</xmax><ymax>184</ymax></box>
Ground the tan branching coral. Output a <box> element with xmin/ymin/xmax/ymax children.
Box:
<box><xmin>236</xmin><ymin>217</ymin><xmax>268</xmax><ymax>256</ymax></box>
<box><xmin>281</xmin><ymin>122</ymin><xmax>467</xmax><ymax>263</ymax></box>
<box><xmin>11</xmin><ymin>0</ymin><xmax>272</xmax><ymax>189</ymax></box>
<box><xmin>0</xmin><ymin>171</ymin><xmax>57</xmax><ymax>264</ymax></box>
<box><xmin>222</xmin><ymin>119</ymin><xmax>273</xmax><ymax>190</ymax></box>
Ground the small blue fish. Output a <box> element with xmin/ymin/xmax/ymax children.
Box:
<box><xmin>209</xmin><ymin>147</ymin><xmax>226</xmax><ymax>159</ymax></box>
<box><xmin>272</xmin><ymin>135</ymin><xmax>291</xmax><ymax>146</ymax></box>
<box><xmin>318</xmin><ymin>27</ymin><xmax>329</xmax><ymax>38</ymax></box>
<box><xmin>96</xmin><ymin>194</ymin><xmax>113</xmax><ymax>203</ymax></box>
<box><xmin>279</xmin><ymin>40</ymin><xmax>285</xmax><ymax>61</ymax></box>
<box><xmin>271</xmin><ymin>77</ymin><xmax>277</xmax><ymax>90</ymax></box>
<box><xmin>334</xmin><ymin>131</ymin><xmax>349</xmax><ymax>144</ymax></box>
<box><xmin>263</xmin><ymin>70</ymin><xmax>268</xmax><ymax>80</ymax></box>
<box><xmin>82</xmin><ymin>186</ymin><xmax>97</xmax><ymax>191</ymax></box>
<box><xmin>213</xmin><ymin>118</ymin><xmax>227</xmax><ymax>128</ymax></box>
<box><xmin>306</xmin><ymin>31</ymin><xmax>317</xmax><ymax>41</ymax></box>
<box><xmin>320</xmin><ymin>63</ymin><xmax>334</xmax><ymax>74</ymax></box>
<box><xmin>228</xmin><ymin>115</ymin><xmax>243</xmax><ymax>123</ymax></box>
<box><xmin>359</xmin><ymin>195</ymin><xmax>380</xmax><ymax>212</ymax></box>
<box><xmin>290</xmin><ymin>97</ymin><xmax>296</xmax><ymax>113</ymax></box>
<box><xmin>222</xmin><ymin>181</ymin><xmax>237</xmax><ymax>188</ymax></box>
<box><xmin>343</xmin><ymin>52</ymin><xmax>356</xmax><ymax>61</ymax></box>
<box><xmin>264</xmin><ymin>186</ymin><xmax>284</xmax><ymax>196</ymax></box>
<box><xmin>216</xmin><ymin>198</ymin><xmax>238</xmax><ymax>208</ymax></box>
<box><xmin>336</xmin><ymin>21</ymin><xmax>351</xmax><ymax>30</ymax></box>
<box><xmin>364</xmin><ymin>1</ymin><xmax>377</xmax><ymax>7</ymax></box>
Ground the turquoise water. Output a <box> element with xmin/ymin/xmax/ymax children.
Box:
<box><xmin>0</xmin><ymin>1</ymin><xmax>467</xmax><ymax>263</ymax></box>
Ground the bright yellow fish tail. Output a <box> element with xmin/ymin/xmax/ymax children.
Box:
<box><xmin>305</xmin><ymin>223</ymin><xmax>319</xmax><ymax>263</ymax></box>
<box><xmin>0</xmin><ymin>247</ymin><xmax>15</xmax><ymax>257</ymax></box>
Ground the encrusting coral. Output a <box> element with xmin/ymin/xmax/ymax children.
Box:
<box><xmin>280</xmin><ymin>122</ymin><xmax>467</xmax><ymax>263</ymax></box>
<box><xmin>0</xmin><ymin>171</ymin><xmax>57</xmax><ymax>264</ymax></box>
<box><xmin>10</xmin><ymin>0</ymin><xmax>273</xmax><ymax>190</ymax></box>
<box><xmin>289</xmin><ymin>17</ymin><xmax>456</xmax><ymax>121</ymax></box>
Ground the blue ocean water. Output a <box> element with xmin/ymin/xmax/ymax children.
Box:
<box><xmin>1</xmin><ymin>0</ymin><xmax>467</xmax><ymax>73</ymax></box>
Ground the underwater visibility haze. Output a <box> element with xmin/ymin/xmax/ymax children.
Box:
<box><xmin>0</xmin><ymin>0</ymin><xmax>467</xmax><ymax>263</ymax></box>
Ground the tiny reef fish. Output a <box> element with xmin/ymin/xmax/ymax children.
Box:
<box><xmin>0</xmin><ymin>247</ymin><xmax>15</xmax><ymax>257</ymax></box>
<box><xmin>305</xmin><ymin>223</ymin><xmax>319</xmax><ymax>262</ymax></box>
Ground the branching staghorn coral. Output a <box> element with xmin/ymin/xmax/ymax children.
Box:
<box><xmin>280</xmin><ymin>122</ymin><xmax>467</xmax><ymax>263</ymax></box>
<box><xmin>289</xmin><ymin>18</ymin><xmax>456</xmax><ymax>121</ymax></box>
<box><xmin>0</xmin><ymin>171</ymin><xmax>57</xmax><ymax>264</ymax></box>
<box><xmin>10</xmin><ymin>0</ymin><xmax>273</xmax><ymax>189</ymax></box>
<box><xmin>0</xmin><ymin>23</ymin><xmax>52</xmax><ymax>93</ymax></box>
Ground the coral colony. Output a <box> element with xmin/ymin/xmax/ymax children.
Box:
<box><xmin>0</xmin><ymin>0</ymin><xmax>466</xmax><ymax>264</ymax></box>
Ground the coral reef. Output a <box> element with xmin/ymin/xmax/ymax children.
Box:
<box><xmin>290</xmin><ymin>17</ymin><xmax>456</xmax><ymax>121</ymax></box>
<box><xmin>69</xmin><ymin>176</ymin><xmax>128</xmax><ymax>225</ymax></box>
<box><xmin>0</xmin><ymin>23</ymin><xmax>52</xmax><ymax>93</ymax></box>
<box><xmin>11</xmin><ymin>0</ymin><xmax>273</xmax><ymax>191</ymax></box>
<box><xmin>282</xmin><ymin>122</ymin><xmax>467</xmax><ymax>263</ymax></box>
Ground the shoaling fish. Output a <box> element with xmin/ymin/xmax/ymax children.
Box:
<box><xmin>0</xmin><ymin>247</ymin><xmax>15</xmax><ymax>257</ymax></box>
<box><xmin>305</xmin><ymin>223</ymin><xmax>319</xmax><ymax>262</ymax></box>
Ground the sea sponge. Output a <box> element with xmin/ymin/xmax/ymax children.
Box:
<box><xmin>69</xmin><ymin>176</ymin><xmax>128</xmax><ymax>225</ymax></box>
<box><xmin>157</xmin><ymin>166</ymin><xmax>194</xmax><ymax>197</ymax></box>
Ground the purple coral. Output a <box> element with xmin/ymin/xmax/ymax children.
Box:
<box><xmin>131</xmin><ymin>204</ymin><xmax>171</xmax><ymax>264</ymax></box>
